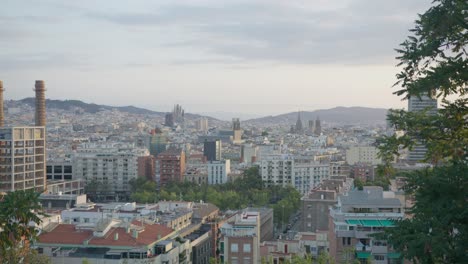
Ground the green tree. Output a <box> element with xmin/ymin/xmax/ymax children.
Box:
<box><xmin>0</xmin><ymin>190</ymin><xmax>48</xmax><ymax>263</ymax></box>
<box><xmin>376</xmin><ymin>0</ymin><xmax>468</xmax><ymax>263</ymax></box>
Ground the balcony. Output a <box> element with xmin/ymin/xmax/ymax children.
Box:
<box><xmin>371</xmin><ymin>245</ymin><xmax>388</xmax><ymax>254</ymax></box>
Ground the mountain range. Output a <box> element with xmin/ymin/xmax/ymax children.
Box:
<box><xmin>245</xmin><ymin>106</ymin><xmax>389</xmax><ymax>125</ymax></box>
<box><xmin>10</xmin><ymin>98</ymin><xmax>389</xmax><ymax>124</ymax></box>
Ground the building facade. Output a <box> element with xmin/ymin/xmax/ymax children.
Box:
<box><xmin>207</xmin><ymin>160</ymin><xmax>231</xmax><ymax>185</ymax></box>
<box><xmin>72</xmin><ymin>144</ymin><xmax>147</xmax><ymax>200</ymax></box>
<box><xmin>407</xmin><ymin>94</ymin><xmax>438</xmax><ymax>162</ymax></box>
<box><xmin>0</xmin><ymin>127</ymin><xmax>46</xmax><ymax>192</ymax></box>
<box><xmin>204</xmin><ymin>139</ymin><xmax>221</xmax><ymax>161</ymax></box>
<box><xmin>346</xmin><ymin>146</ymin><xmax>382</xmax><ymax>165</ymax></box>
<box><xmin>328</xmin><ymin>187</ymin><xmax>404</xmax><ymax>264</ymax></box>
<box><xmin>157</xmin><ymin>148</ymin><xmax>186</xmax><ymax>186</ymax></box>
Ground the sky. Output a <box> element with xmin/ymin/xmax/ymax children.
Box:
<box><xmin>1</xmin><ymin>0</ymin><xmax>433</xmax><ymax>119</ymax></box>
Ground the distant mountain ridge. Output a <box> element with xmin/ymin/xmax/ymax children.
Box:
<box><xmin>14</xmin><ymin>98</ymin><xmax>216</xmax><ymax>121</ymax></box>
<box><xmin>246</xmin><ymin>106</ymin><xmax>388</xmax><ymax>124</ymax></box>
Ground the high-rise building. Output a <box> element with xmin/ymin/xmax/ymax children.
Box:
<box><xmin>232</xmin><ymin>118</ymin><xmax>241</xmax><ymax>130</ymax></box>
<box><xmin>164</xmin><ymin>113</ymin><xmax>174</xmax><ymax>128</ymax></box>
<box><xmin>204</xmin><ymin>139</ymin><xmax>221</xmax><ymax>161</ymax></box>
<box><xmin>308</xmin><ymin>120</ymin><xmax>314</xmax><ymax>133</ymax></box>
<box><xmin>407</xmin><ymin>93</ymin><xmax>438</xmax><ymax>162</ymax></box>
<box><xmin>295</xmin><ymin>111</ymin><xmax>303</xmax><ymax>133</ymax></box>
<box><xmin>314</xmin><ymin>117</ymin><xmax>321</xmax><ymax>135</ymax></box>
<box><xmin>157</xmin><ymin>148</ymin><xmax>185</xmax><ymax>186</ymax></box>
<box><xmin>196</xmin><ymin>117</ymin><xmax>209</xmax><ymax>133</ymax></box>
<box><xmin>149</xmin><ymin>128</ymin><xmax>167</xmax><ymax>157</ymax></box>
<box><xmin>0</xmin><ymin>127</ymin><xmax>46</xmax><ymax>192</ymax></box>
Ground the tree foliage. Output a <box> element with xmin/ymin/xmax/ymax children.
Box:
<box><xmin>128</xmin><ymin>166</ymin><xmax>301</xmax><ymax>220</ymax></box>
<box><xmin>376</xmin><ymin>0</ymin><xmax>468</xmax><ymax>263</ymax></box>
<box><xmin>0</xmin><ymin>190</ymin><xmax>48</xmax><ymax>263</ymax></box>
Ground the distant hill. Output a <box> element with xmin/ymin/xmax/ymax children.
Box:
<box><xmin>245</xmin><ymin>107</ymin><xmax>388</xmax><ymax>125</ymax></box>
<box><xmin>15</xmin><ymin>98</ymin><xmax>218</xmax><ymax>121</ymax></box>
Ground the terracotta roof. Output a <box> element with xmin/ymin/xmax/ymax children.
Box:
<box><xmin>89</xmin><ymin>221</ymin><xmax>173</xmax><ymax>247</ymax></box>
<box><xmin>38</xmin><ymin>224</ymin><xmax>92</xmax><ymax>245</ymax></box>
<box><xmin>37</xmin><ymin>222</ymin><xmax>174</xmax><ymax>248</ymax></box>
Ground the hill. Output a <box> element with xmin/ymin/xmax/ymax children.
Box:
<box><xmin>245</xmin><ymin>106</ymin><xmax>388</xmax><ymax>125</ymax></box>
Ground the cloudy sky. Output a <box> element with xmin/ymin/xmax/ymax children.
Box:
<box><xmin>1</xmin><ymin>0</ymin><xmax>432</xmax><ymax>118</ymax></box>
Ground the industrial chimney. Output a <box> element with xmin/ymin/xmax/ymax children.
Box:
<box><xmin>34</xmin><ymin>80</ymin><xmax>46</xmax><ymax>127</ymax></box>
<box><xmin>0</xmin><ymin>80</ymin><xmax>4</xmax><ymax>127</ymax></box>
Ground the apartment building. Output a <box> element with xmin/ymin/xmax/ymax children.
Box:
<box><xmin>346</xmin><ymin>146</ymin><xmax>382</xmax><ymax>165</ymax></box>
<box><xmin>219</xmin><ymin>212</ymin><xmax>261</xmax><ymax>264</ymax></box>
<box><xmin>207</xmin><ymin>159</ymin><xmax>231</xmax><ymax>185</ymax></box>
<box><xmin>72</xmin><ymin>144</ymin><xmax>148</xmax><ymax>200</ymax></box>
<box><xmin>328</xmin><ymin>187</ymin><xmax>404</xmax><ymax>264</ymax></box>
<box><xmin>0</xmin><ymin>126</ymin><xmax>46</xmax><ymax>192</ymax></box>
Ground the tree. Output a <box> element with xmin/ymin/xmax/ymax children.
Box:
<box><xmin>376</xmin><ymin>0</ymin><xmax>468</xmax><ymax>263</ymax></box>
<box><xmin>0</xmin><ymin>190</ymin><xmax>48</xmax><ymax>263</ymax></box>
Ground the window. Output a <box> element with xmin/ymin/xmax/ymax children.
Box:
<box><xmin>230</xmin><ymin>257</ymin><xmax>238</xmax><ymax>264</ymax></box>
<box><xmin>243</xmin><ymin>244</ymin><xmax>251</xmax><ymax>253</ymax></box>
<box><xmin>374</xmin><ymin>255</ymin><xmax>385</xmax><ymax>261</ymax></box>
<box><xmin>243</xmin><ymin>257</ymin><xmax>251</xmax><ymax>264</ymax></box>
<box><xmin>231</xmin><ymin>243</ymin><xmax>238</xmax><ymax>253</ymax></box>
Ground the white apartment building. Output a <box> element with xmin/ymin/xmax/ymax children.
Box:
<box><xmin>294</xmin><ymin>159</ymin><xmax>330</xmax><ymax>195</ymax></box>
<box><xmin>72</xmin><ymin>144</ymin><xmax>148</xmax><ymax>198</ymax></box>
<box><xmin>346</xmin><ymin>146</ymin><xmax>382</xmax><ymax>165</ymax></box>
<box><xmin>0</xmin><ymin>127</ymin><xmax>46</xmax><ymax>192</ymax></box>
<box><xmin>207</xmin><ymin>159</ymin><xmax>231</xmax><ymax>185</ymax></box>
<box><xmin>260</xmin><ymin>155</ymin><xmax>332</xmax><ymax>195</ymax></box>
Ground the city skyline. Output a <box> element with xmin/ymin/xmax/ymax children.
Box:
<box><xmin>2</xmin><ymin>0</ymin><xmax>432</xmax><ymax>115</ymax></box>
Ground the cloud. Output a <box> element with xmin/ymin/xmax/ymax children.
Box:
<box><xmin>87</xmin><ymin>0</ymin><xmax>432</xmax><ymax>65</ymax></box>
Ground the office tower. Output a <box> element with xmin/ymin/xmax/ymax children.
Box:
<box><xmin>164</xmin><ymin>113</ymin><xmax>174</xmax><ymax>127</ymax></box>
<box><xmin>314</xmin><ymin>117</ymin><xmax>321</xmax><ymax>135</ymax></box>
<box><xmin>34</xmin><ymin>80</ymin><xmax>46</xmax><ymax>127</ymax></box>
<box><xmin>0</xmin><ymin>80</ymin><xmax>4</xmax><ymax>127</ymax></box>
<box><xmin>308</xmin><ymin>120</ymin><xmax>314</xmax><ymax>133</ymax></box>
<box><xmin>232</xmin><ymin>118</ymin><xmax>241</xmax><ymax>130</ymax></box>
<box><xmin>157</xmin><ymin>148</ymin><xmax>185</xmax><ymax>186</ymax></box>
<box><xmin>0</xmin><ymin>127</ymin><xmax>46</xmax><ymax>192</ymax></box>
<box><xmin>204</xmin><ymin>139</ymin><xmax>221</xmax><ymax>161</ymax></box>
<box><xmin>407</xmin><ymin>93</ymin><xmax>438</xmax><ymax>162</ymax></box>
<box><xmin>196</xmin><ymin>117</ymin><xmax>209</xmax><ymax>133</ymax></box>
<box><xmin>295</xmin><ymin>111</ymin><xmax>303</xmax><ymax>133</ymax></box>
<box><xmin>149</xmin><ymin>128</ymin><xmax>167</xmax><ymax>157</ymax></box>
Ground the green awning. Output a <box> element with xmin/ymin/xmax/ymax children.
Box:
<box><xmin>380</xmin><ymin>220</ymin><xmax>395</xmax><ymax>227</ymax></box>
<box><xmin>387</xmin><ymin>252</ymin><xmax>402</xmax><ymax>259</ymax></box>
<box><xmin>346</xmin><ymin>219</ymin><xmax>361</xmax><ymax>225</ymax></box>
<box><xmin>356</xmin><ymin>252</ymin><xmax>371</xmax><ymax>259</ymax></box>
<box><xmin>361</xmin><ymin>219</ymin><xmax>381</xmax><ymax>227</ymax></box>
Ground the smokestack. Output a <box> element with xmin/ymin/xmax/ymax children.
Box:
<box><xmin>34</xmin><ymin>80</ymin><xmax>46</xmax><ymax>127</ymax></box>
<box><xmin>0</xmin><ymin>80</ymin><xmax>4</xmax><ymax>127</ymax></box>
